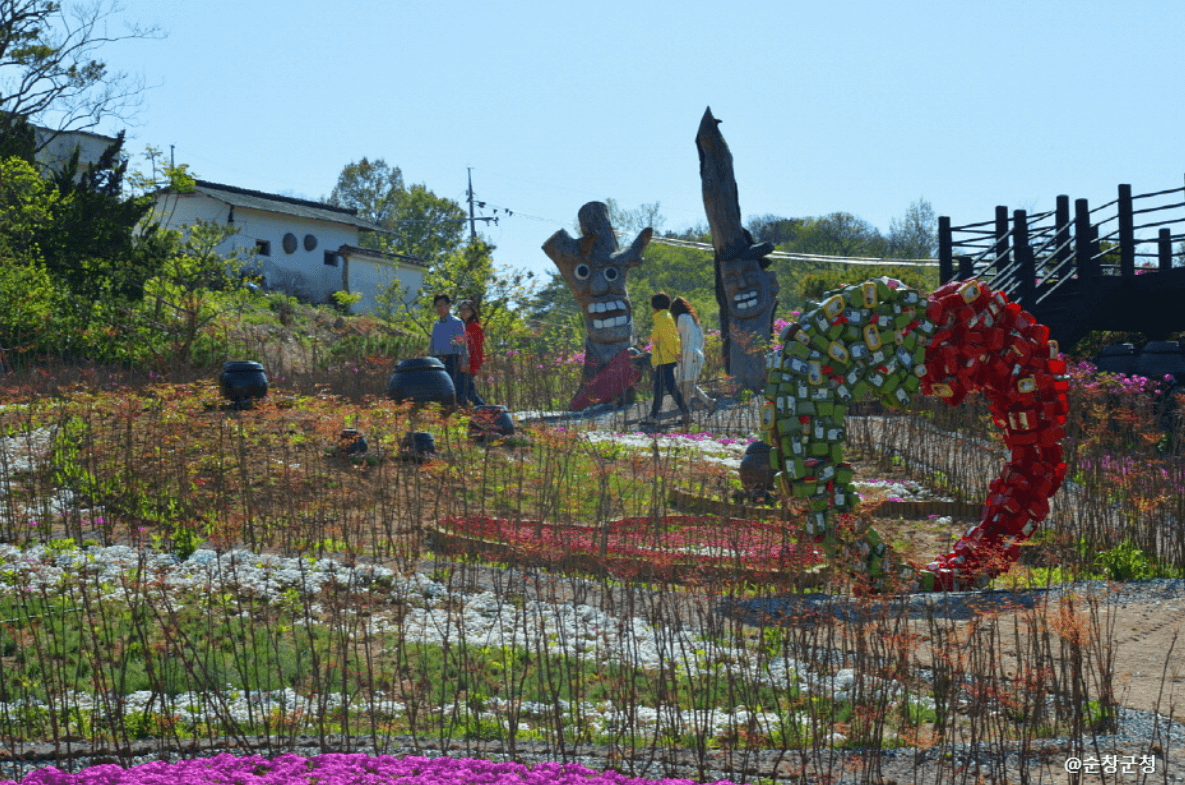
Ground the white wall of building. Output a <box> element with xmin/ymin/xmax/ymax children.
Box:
<box><xmin>344</xmin><ymin>252</ymin><xmax>426</xmax><ymax>314</ymax></box>
<box><xmin>151</xmin><ymin>191</ymin><xmax>430</xmax><ymax>312</ymax></box>
<box><xmin>153</xmin><ymin>193</ymin><xmax>356</xmax><ymax>304</ymax></box>
<box><xmin>33</xmin><ymin>128</ymin><xmax>117</xmax><ymax>178</ymax></box>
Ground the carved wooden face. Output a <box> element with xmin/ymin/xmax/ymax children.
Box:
<box><xmin>555</xmin><ymin>256</ymin><xmax>635</xmax><ymax>368</ymax></box>
<box><xmin>721</xmin><ymin>256</ymin><xmax>779</xmax><ymax>330</ymax></box>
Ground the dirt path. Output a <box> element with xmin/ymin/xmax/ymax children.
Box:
<box><xmin>1105</xmin><ymin>599</ymin><xmax>1185</xmax><ymax>717</ymax></box>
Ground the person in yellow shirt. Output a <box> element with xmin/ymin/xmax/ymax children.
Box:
<box><xmin>644</xmin><ymin>292</ymin><xmax>691</xmax><ymax>430</ymax></box>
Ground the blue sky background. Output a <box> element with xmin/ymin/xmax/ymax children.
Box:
<box><xmin>97</xmin><ymin>0</ymin><xmax>1185</xmax><ymax>281</ymax></box>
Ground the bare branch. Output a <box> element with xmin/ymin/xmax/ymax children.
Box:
<box><xmin>0</xmin><ymin>0</ymin><xmax>163</xmax><ymax>140</ymax></box>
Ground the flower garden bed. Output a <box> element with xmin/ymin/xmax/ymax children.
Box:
<box><xmin>430</xmin><ymin>515</ymin><xmax>828</xmax><ymax>587</ymax></box>
<box><xmin>0</xmin><ymin>753</ymin><xmax>744</xmax><ymax>785</ymax></box>
<box><xmin>667</xmin><ymin>487</ymin><xmax>981</xmax><ymax>522</ymax></box>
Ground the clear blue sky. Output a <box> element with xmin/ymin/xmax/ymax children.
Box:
<box><xmin>98</xmin><ymin>0</ymin><xmax>1185</xmax><ymax>282</ymax></box>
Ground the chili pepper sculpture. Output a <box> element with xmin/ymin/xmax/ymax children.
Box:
<box><xmin>764</xmin><ymin>277</ymin><xmax>1068</xmax><ymax>591</ymax></box>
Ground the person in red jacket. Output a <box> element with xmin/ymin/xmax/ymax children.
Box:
<box><xmin>458</xmin><ymin>300</ymin><xmax>487</xmax><ymax>407</ymax></box>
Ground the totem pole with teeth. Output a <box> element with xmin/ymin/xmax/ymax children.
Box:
<box><xmin>696</xmin><ymin>107</ymin><xmax>780</xmax><ymax>393</ymax></box>
<box><xmin>543</xmin><ymin>201</ymin><xmax>653</xmax><ymax>410</ymax></box>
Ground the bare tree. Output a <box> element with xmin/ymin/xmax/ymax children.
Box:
<box><xmin>888</xmin><ymin>197</ymin><xmax>938</xmax><ymax>259</ymax></box>
<box><xmin>0</xmin><ymin>0</ymin><xmax>162</xmax><ymax>142</ymax></box>
<box><xmin>602</xmin><ymin>198</ymin><xmax>665</xmax><ymax>238</ymax></box>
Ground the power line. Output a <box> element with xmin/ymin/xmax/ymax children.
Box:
<box><xmin>651</xmin><ymin>236</ymin><xmax>940</xmax><ymax>267</ymax></box>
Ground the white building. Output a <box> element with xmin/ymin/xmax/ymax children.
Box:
<box><xmin>152</xmin><ymin>180</ymin><xmax>426</xmax><ymax>313</ymax></box>
<box><xmin>32</xmin><ymin>126</ymin><xmax>119</xmax><ymax>179</ymax></box>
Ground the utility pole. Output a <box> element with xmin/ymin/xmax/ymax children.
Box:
<box><xmin>466</xmin><ymin>167</ymin><xmax>497</xmax><ymax>242</ymax></box>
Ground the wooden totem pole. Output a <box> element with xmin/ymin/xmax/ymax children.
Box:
<box><xmin>543</xmin><ymin>201</ymin><xmax>653</xmax><ymax>410</ymax></box>
<box><xmin>696</xmin><ymin>106</ymin><xmax>780</xmax><ymax>393</ymax></box>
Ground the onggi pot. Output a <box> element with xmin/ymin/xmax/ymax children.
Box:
<box><xmin>738</xmin><ymin>440</ymin><xmax>776</xmax><ymax>499</ymax></box>
<box><xmin>1134</xmin><ymin>341</ymin><xmax>1185</xmax><ymax>385</ymax></box>
<box><xmin>387</xmin><ymin>357</ymin><xmax>456</xmax><ymax>406</ymax></box>
<box><xmin>219</xmin><ymin>361</ymin><xmax>268</xmax><ymax>407</ymax></box>
<box><xmin>337</xmin><ymin>429</ymin><xmax>368</xmax><ymax>456</ymax></box>
<box><xmin>400</xmin><ymin>431</ymin><xmax>436</xmax><ymax>462</ymax></box>
<box><xmin>468</xmin><ymin>405</ymin><xmax>516</xmax><ymax>441</ymax></box>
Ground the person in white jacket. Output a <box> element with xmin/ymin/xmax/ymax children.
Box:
<box><xmin>670</xmin><ymin>296</ymin><xmax>717</xmax><ymax>412</ymax></box>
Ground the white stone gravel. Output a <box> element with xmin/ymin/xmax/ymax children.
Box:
<box><xmin>0</xmin><ymin>542</ymin><xmax>930</xmax><ymax>739</ymax></box>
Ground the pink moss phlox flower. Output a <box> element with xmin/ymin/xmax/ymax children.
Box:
<box><xmin>0</xmin><ymin>754</ymin><xmax>743</xmax><ymax>785</ymax></box>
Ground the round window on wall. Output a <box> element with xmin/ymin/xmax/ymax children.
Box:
<box><xmin>304</xmin><ymin>234</ymin><xmax>318</xmax><ymax>251</ymax></box>
<box><xmin>282</xmin><ymin>233</ymin><xmax>298</xmax><ymax>254</ymax></box>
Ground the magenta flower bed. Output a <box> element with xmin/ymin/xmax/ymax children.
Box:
<box><xmin>439</xmin><ymin>515</ymin><xmax>823</xmax><ymax>575</ymax></box>
<box><xmin>1</xmin><ymin>754</ymin><xmax>742</xmax><ymax>785</ymax></box>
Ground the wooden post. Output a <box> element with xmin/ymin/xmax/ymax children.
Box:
<box><xmin>1118</xmin><ymin>183</ymin><xmax>1135</xmax><ymax>278</ymax></box>
<box><xmin>1055</xmin><ymin>195</ymin><xmax>1071</xmax><ymax>271</ymax></box>
<box><xmin>1074</xmin><ymin>198</ymin><xmax>1094</xmax><ymax>290</ymax></box>
<box><xmin>938</xmin><ymin>216</ymin><xmax>953</xmax><ymax>282</ymax></box>
<box><xmin>958</xmin><ymin>255</ymin><xmax>974</xmax><ymax>280</ymax></box>
<box><xmin>1159</xmin><ymin>227</ymin><xmax>1173</xmax><ymax>272</ymax></box>
<box><xmin>1014</xmin><ymin>210</ymin><xmax>1034</xmax><ymax>305</ymax></box>
<box><xmin>995</xmin><ymin>205</ymin><xmax>1011</xmax><ymax>277</ymax></box>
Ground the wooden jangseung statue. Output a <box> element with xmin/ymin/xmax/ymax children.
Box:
<box><xmin>696</xmin><ymin>106</ymin><xmax>780</xmax><ymax>393</ymax></box>
<box><xmin>542</xmin><ymin>201</ymin><xmax>653</xmax><ymax>410</ymax></box>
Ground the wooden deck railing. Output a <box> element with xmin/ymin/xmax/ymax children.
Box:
<box><xmin>938</xmin><ymin>180</ymin><xmax>1185</xmax><ymax>344</ymax></box>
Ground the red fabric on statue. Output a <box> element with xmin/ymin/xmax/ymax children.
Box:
<box><xmin>570</xmin><ymin>348</ymin><xmax>643</xmax><ymax>411</ymax></box>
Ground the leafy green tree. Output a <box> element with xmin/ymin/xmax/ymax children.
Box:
<box><xmin>747</xmin><ymin>214</ymin><xmax>805</xmax><ymax>247</ymax></box>
<box><xmin>0</xmin><ymin>0</ymin><xmax>162</xmax><ymax>139</ymax></box>
<box><xmin>790</xmin><ymin>212</ymin><xmax>888</xmax><ymax>257</ymax></box>
<box><xmin>523</xmin><ymin>269</ymin><xmax>579</xmax><ymax>327</ymax></box>
<box><xmin>0</xmin><ymin>257</ymin><xmax>55</xmax><ymax>358</ymax></box>
<box><xmin>324</xmin><ymin>157</ymin><xmax>404</xmax><ymax>225</ymax></box>
<box><xmin>324</xmin><ymin>157</ymin><xmax>466</xmax><ymax>265</ymax></box>
<box><xmin>0</xmin><ymin>154</ymin><xmax>58</xmax><ymax>261</ymax></box>
<box><xmin>627</xmin><ymin>240</ymin><xmax>715</xmax><ymax>307</ymax></box>
<box><xmin>390</xmin><ymin>184</ymin><xmax>467</xmax><ymax>263</ymax></box>
<box><xmin>407</xmin><ymin>238</ymin><xmax>535</xmax><ymax>337</ymax></box>
<box><xmin>123</xmin><ymin>219</ymin><xmax>246</xmax><ymax>369</ymax></box>
<box><xmin>0</xmin><ymin>155</ymin><xmax>59</xmax><ymax>359</ymax></box>
<box><xmin>40</xmin><ymin>131</ymin><xmax>157</xmax><ymax>302</ymax></box>
<box><xmin>0</xmin><ymin>114</ymin><xmax>35</xmax><ymax>161</ymax></box>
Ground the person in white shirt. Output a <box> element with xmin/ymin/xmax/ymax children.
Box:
<box><xmin>670</xmin><ymin>296</ymin><xmax>716</xmax><ymax>413</ymax></box>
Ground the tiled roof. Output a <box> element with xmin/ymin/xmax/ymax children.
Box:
<box><xmin>187</xmin><ymin>180</ymin><xmax>384</xmax><ymax>231</ymax></box>
<box><xmin>338</xmin><ymin>244</ymin><xmax>428</xmax><ymax>268</ymax></box>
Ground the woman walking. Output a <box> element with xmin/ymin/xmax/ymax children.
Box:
<box><xmin>670</xmin><ymin>296</ymin><xmax>716</xmax><ymax>413</ymax></box>
<box><xmin>643</xmin><ymin>292</ymin><xmax>691</xmax><ymax>431</ymax></box>
<box><xmin>458</xmin><ymin>300</ymin><xmax>487</xmax><ymax>407</ymax></box>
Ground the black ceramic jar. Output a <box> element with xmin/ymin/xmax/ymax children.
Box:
<box><xmin>1134</xmin><ymin>341</ymin><xmax>1185</xmax><ymax>385</ymax></box>
<box><xmin>400</xmin><ymin>431</ymin><xmax>436</xmax><ymax>462</ymax></box>
<box><xmin>219</xmin><ymin>361</ymin><xmax>268</xmax><ymax>407</ymax></box>
<box><xmin>337</xmin><ymin>429</ymin><xmax>368</xmax><ymax>456</ymax></box>
<box><xmin>738</xmin><ymin>440</ymin><xmax>776</xmax><ymax>497</ymax></box>
<box><xmin>386</xmin><ymin>357</ymin><xmax>456</xmax><ymax>406</ymax></box>
<box><xmin>468</xmin><ymin>405</ymin><xmax>516</xmax><ymax>441</ymax></box>
<box><xmin>1094</xmin><ymin>343</ymin><xmax>1137</xmax><ymax>376</ymax></box>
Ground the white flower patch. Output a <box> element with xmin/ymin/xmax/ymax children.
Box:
<box><xmin>583</xmin><ymin>430</ymin><xmax>753</xmax><ymax>471</ymax></box>
<box><xmin>853</xmin><ymin>478</ymin><xmax>953</xmax><ymax>503</ymax></box>
<box><xmin>0</xmin><ymin>426</ymin><xmax>54</xmax><ymax>483</ymax></box>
